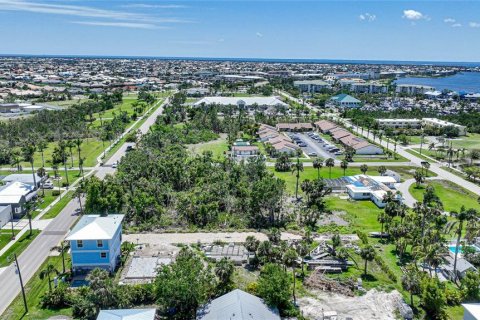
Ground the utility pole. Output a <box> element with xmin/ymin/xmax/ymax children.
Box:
<box><xmin>12</xmin><ymin>253</ymin><xmax>28</xmax><ymax>314</ymax></box>
<box><xmin>10</xmin><ymin>210</ymin><xmax>15</xmax><ymax>240</ymax></box>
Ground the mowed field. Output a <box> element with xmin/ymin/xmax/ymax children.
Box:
<box><xmin>409</xmin><ymin>180</ymin><xmax>480</xmax><ymax>212</ymax></box>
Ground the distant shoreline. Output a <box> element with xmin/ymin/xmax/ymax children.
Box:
<box><xmin>0</xmin><ymin>54</ymin><xmax>479</xmax><ymax>68</ymax></box>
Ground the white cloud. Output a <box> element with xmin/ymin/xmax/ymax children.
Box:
<box><xmin>444</xmin><ymin>18</ymin><xmax>456</xmax><ymax>23</ymax></box>
<box><xmin>121</xmin><ymin>4</ymin><xmax>188</xmax><ymax>9</ymax></box>
<box><xmin>0</xmin><ymin>0</ymin><xmax>193</xmax><ymax>27</ymax></box>
<box><xmin>451</xmin><ymin>23</ymin><xmax>462</xmax><ymax>28</ymax></box>
<box><xmin>256</xmin><ymin>32</ymin><xmax>263</xmax><ymax>38</ymax></box>
<box><xmin>469</xmin><ymin>22</ymin><xmax>480</xmax><ymax>28</ymax></box>
<box><xmin>402</xmin><ymin>9</ymin><xmax>427</xmax><ymax>21</ymax></box>
<box><xmin>359</xmin><ymin>13</ymin><xmax>376</xmax><ymax>22</ymax></box>
<box><xmin>71</xmin><ymin>21</ymin><xmax>162</xmax><ymax>29</ymax></box>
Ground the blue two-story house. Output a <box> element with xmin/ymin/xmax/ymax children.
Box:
<box><xmin>66</xmin><ymin>214</ymin><xmax>124</xmax><ymax>274</ymax></box>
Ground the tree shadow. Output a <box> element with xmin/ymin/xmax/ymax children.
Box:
<box><xmin>361</xmin><ymin>274</ymin><xmax>377</xmax><ymax>282</ymax></box>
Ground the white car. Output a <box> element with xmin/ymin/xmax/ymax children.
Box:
<box><xmin>112</xmin><ymin>162</ymin><xmax>118</xmax><ymax>168</ymax></box>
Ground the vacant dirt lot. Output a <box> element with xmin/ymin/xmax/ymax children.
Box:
<box><xmin>298</xmin><ymin>289</ymin><xmax>403</xmax><ymax>320</ymax></box>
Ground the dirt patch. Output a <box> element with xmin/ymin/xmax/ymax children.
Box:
<box><xmin>298</xmin><ymin>289</ymin><xmax>403</xmax><ymax>320</ymax></box>
<box><xmin>319</xmin><ymin>211</ymin><xmax>349</xmax><ymax>226</ymax></box>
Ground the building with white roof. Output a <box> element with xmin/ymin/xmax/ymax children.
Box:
<box><xmin>376</xmin><ymin>118</ymin><xmax>422</xmax><ymax>129</ymax></box>
<box><xmin>97</xmin><ymin>308</ymin><xmax>156</xmax><ymax>320</ymax></box>
<box><xmin>0</xmin><ymin>205</ymin><xmax>12</xmax><ymax>229</ymax></box>
<box><xmin>345</xmin><ymin>175</ymin><xmax>398</xmax><ymax>208</ymax></box>
<box><xmin>66</xmin><ymin>214</ymin><xmax>124</xmax><ymax>274</ymax></box>
<box><xmin>293</xmin><ymin>80</ymin><xmax>331</xmax><ymax>93</ymax></box>
<box><xmin>197</xmin><ymin>289</ymin><xmax>280</xmax><ymax>320</ymax></box>
<box><xmin>422</xmin><ymin>118</ymin><xmax>467</xmax><ymax>136</ymax></box>
<box><xmin>463</xmin><ymin>303</ymin><xmax>480</xmax><ymax>320</ymax></box>
<box><xmin>0</xmin><ymin>181</ymin><xmax>37</xmax><ymax>218</ymax></box>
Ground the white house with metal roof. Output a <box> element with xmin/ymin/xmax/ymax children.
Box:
<box><xmin>194</xmin><ymin>96</ymin><xmax>288</xmax><ymax>113</ymax></box>
<box><xmin>66</xmin><ymin>214</ymin><xmax>124</xmax><ymax>274</ymax></box>
<box><xmin>197</xmin><ymin>289</ymin><xmax>280</xmax><ymax>320</ymax></box>
<box><xmin>0</xmin><ymin>181</ymin><xmax>37</xmax><ymax>218</ymax></box>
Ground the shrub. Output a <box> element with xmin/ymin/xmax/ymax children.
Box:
<box><xmin>52</xmin><ymin>190</ymin><xmax>61</xmax><ymax>196</ymax></box>
<box><xmin>40</xmin><ymin>282</ymin><xmax>71</xmax><ymax>309</ymax></box>
<box><xmin>444</xmin><ymin>286</ymin><xmax>462</xmax><ymax>306</ymax></box>
<box><xmin>356</xmin><ymin>230</ymin><xmax>369</xmax><ymax>245</ymax></box>
<box><xmin>374</xmin><ymin>255</ymin><xmax>397</xmax><ymax>282</ymax></box>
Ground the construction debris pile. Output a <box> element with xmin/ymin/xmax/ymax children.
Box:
<box><xmin>304</xmin><ymin>270</ymin><xmax>356</xmax><ymax>297</ymax></box>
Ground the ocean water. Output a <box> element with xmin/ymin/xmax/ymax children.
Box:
<box><xmin>1</xmin><ymin>54</ymin><xmax>480</xmax><ymax>67</ymax></box>
<box><xmin>395</xmin><ymin>72</ymin><xmax>480</xmax><ymax>93</ymax></box>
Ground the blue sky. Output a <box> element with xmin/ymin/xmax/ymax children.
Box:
<box><xmin>1</xmin><ymin>0</ymin><xmax>480</xmax><ymax>62</ymax></box>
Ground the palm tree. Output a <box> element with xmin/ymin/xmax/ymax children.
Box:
<box><xmin>340</xmin><ymin>160</ymin><xmax>348</xmax><ymax>177</ymax></box>
<box><xmin>73</xmin><ymin>181</ymin><xmax>85</xmax><ymax>214</ymax></box>
<box><xmin>215</xmin><ymin>257</ymin><xmax>234</xmax><ymax>294</ymax></box>
<box><xmin>401</xmin><ymin>264</ymin><xmax>422</xmax><ymax>306</ymax></box>
<box><xmin>450</xmin><ymin>207</ymin><xmax>479</xmax><ymax>283</ymax></box>
<box><xmin>282</xmin><ymin>248</ymin><xmax>298</xmax><ymax>305</ymax></box>
<box><xmin>39</xmin><ymin>263</ymin><xmax>59</xmax><ymax>292</ymax></box>
<box><xmin>421</xmin><ymin>161</ymin><xmax>430</xmax><ymax>177</ymax></box>
<box><xmin>325</xmin><ymin>158</ymin><xmax>335</xmax><ymax>179</ymax></box>
<box><xmin>360</xmin><ymin>245</ymin><xmax>375</xmax><ymax>276</ymax></box>
<box><xmin>66</xmin><ymin>140</ymin><xmax>76</xmax><ymax>168</ymax></box>
<box><xmin>295</xmin><ymin>240</ymin><xmax>309</xmax><ymax>276</ymax></box>
<box><xmin>413</xmin><ymin>170</ymin><xmax>425</xmax><ymax>188</ymax></box>
<box><xmin>22</xmin><ymin>143</ymin><xmax>37</xmax><ymax>190</ymax></box>
<box><xmin>37</xmin><ymin>167</ymin><xmax>46</xmax><ymax>197</ymax></box>
<box><xmin>291</xmin><ymin>158</ymin><xmax>304</xmax><ymax>200</ymax></box>
<box><xmin>378</xmin><ymin>165</ymin><xmax>387</xmax><ymax>176</ymax></box>
<box><xmin>245</xmin><ymin>235</ymin><xmax>260</xmax><ymax>264</ymax></box>
<box><xmin>312</xmin><ymin>158</ymin><xmax>323</xmax><ymax>179</ymax></box>
<box><xmin>51</xmin><ymin>241</ymin><xmax>71</xmax><ymax>274</ymax></box>
<box><xmin>58</xmin><ymin>141</ymin><xmax>69</xmax><ymax>187</ymax></box>
<box><xmin>360</xmin><ymin>164</ymin><xmax>368</xmax><ymax>175</ymax></box>
<box><xmin>75</xmin><ymin>138</ymin><xmax>83</xmax><ymax>170</ymax></box>
<box><xmin>37</xmin><ymin>139</ymin><xmax>47</xmax><ymax>168</ymax></box>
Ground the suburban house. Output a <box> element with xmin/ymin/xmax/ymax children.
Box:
<box><xmin>97</xmin><ymin>308</ymin><xmax>156</xmax><ymax>320</ymax></box>
<box><xmin>66</xmin><ymin>214</ymin><xmax>125</xmax><ymax>274</ymax></box>
<box><xmin>441</xmin><ymin>255</ymin><xmax>477</xmax><ymax>281</ymax></box>
<box><xmin>339</xmin><ymin>135</ymin><xmax>383</xmax><ymax>155</ymax></box>
<box><xmin>345</xmin><ymin>175</ymin><xmax>398</xmax><ymax>208</ymax></box>
<box><xmin>329</xmin><ymin>94</ymin><xmax>361</xmax><ymax>108</ymax></box>
<box><xmin>231</xmin><ymin>145</ymin><xmax>260</xmax><ymax>158</ymax></box>
<box><xmin>0</xmin><ymin>182</ymin><xmax>37</xmax><ymax>218</ymax></box>
<box><xmin>0</xmin><ymin>205</ymin><xmax>12</xmax><ymax>229</ymax></box>
<box><xmin>2</xmin><ymin>173</ymin><xmax>46</xmax><ymax>189</ymax></box>
<box><xmin>463</xmin><ymin>303</ymin><xmax>480</xmax><ymax>320</ymax></box>
<box><xmin>196</xmin><ymin>289</ymin><xmax>280</xmax><ymax>320</ymax></box>
<box><xmin>293</xmin><ymin>80</ymin><xmax>331</xmax><ymax>93</ymax></box>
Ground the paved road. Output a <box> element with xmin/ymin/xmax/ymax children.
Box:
<box><xmin>265</xmin><ymin>161</ymin><xmax>414</xmax><ymax>167</ymax></box>
<box><xmin>0</xmin><ymin>96</ymin><xmax>171</xmax><ymax>316</ymax></box>
<box><xmin>350</xmin><ymin>123</ymin><xmax>480</xmax><ymax>197</ymax></box>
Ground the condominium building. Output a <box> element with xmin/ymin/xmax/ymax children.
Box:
<box><xmin>293</xmin><ymin>80</ymin><xmax>331</xmax><ymax>93</ymax></box>
<box><xmin>422</xmin><ymin>118</ymin><xmax>467</xmax><ymax>136</ymax></box>
<box><xmin>395</xmin><ymin>84</ymin><xmax>435</xmax><ymax>95</ymax></box>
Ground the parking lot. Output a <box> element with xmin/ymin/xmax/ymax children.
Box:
<box><xmin>287</xmin><ymin>131</ymin><xmax>343</xmax><ymax>161</ymax></box>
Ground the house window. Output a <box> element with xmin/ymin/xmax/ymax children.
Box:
<box><xmin>100</xmin><ymin>252</ymin><xmax>107</xmax><ymax>259</ymax></box>
<box><xmin>77</xmin><ymin>240</ymin><xmax>83</xmax><ymax>248</ymax></box>
<box><xmin>15</xmin><ymin>207</ymin><xmax>21</xmax><ymax>214</ymax></box>
<box><xmin>97</xmin><ymin>240</ymin><xmax>103</xmax><ymax>248</ymax></box>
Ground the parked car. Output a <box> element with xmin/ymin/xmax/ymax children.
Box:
<box><xmin>126</xmin><ymin>145</ymin><xmax>134</xmax><ymax>152</ymax></box>
<box><xmin>112</xmin><ymin>161</ymin><xmax>118</xmax><ymax>168</ymax></box>
<box><xmin>42</xmin><ymin>181</ymin><xmax>54</xmax><ymax>189</ymax></box>
<box><xmin>299</xmin><ymin>143</ymin><xmax>307</xmax><ymax>147</ymax></box>
<box><xmin>308</xmin><ymin>152</ymin><xmax>317</xmax><ymax>157</ymax></box>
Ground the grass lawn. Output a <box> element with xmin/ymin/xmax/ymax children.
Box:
<box><xmin>270</xmin><ymin>166</ymin><xmax>418</xmax><ymax>195</ymax></box>
<box><xmin>41</xmin><ymin>191</ymin><xmax>74</xmax><ymax>220</ymax></box>
<box><xmin>3</xmin><ymin>255</ymin><xmax>72</xmax><ymax>320</ymax></box>
<box><xmin>0</xmin><ymin>230</ymin><xmax>41</xmax><ymax>267</ymax></box>
<box><xmin>405</xmin><ymin>149</ymin><xmax>437</xmax><ymax>162</ymax></box>
<box><xmin>189</xmin><ymin>138</ymin><xmax>229</xmax><ymax>159</ymax></box>
<box><xmin>0</xmin><ymin>230</ymin><xmax>19</xmax><ymax>251</ymax></box>
<box><xmin>409</xmin><ymin>180</ymin><xmax>480</xmax><ymax>212</ymax></box>
<box><xmin>325</xmin><ymin>196</ymin><xmax>383</xmax><ymax>233</ymax></box>
<box><xmin>449</xmin><ymin>133</ymin><xmax>480</xmax><ymax>150</ymax></box>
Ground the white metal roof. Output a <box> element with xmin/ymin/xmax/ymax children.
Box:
<box><xmin>96</xmin><ymin>308</ymin><xmax>156</xmax><ymax>320</ymax></box>
<box><xmin>463</xmin><ymin>303</ymin><xmax>480</xmax><ymax>318</ymax></box>
<box><xmin>197</xmin><ymin>289</ymin><xmax>280</xmax><ymax>320</ymax></box>
<box><xmin>66</xmin><ymin>214</ymin><xmax>124</xmax><ymax>241</ymax></box>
